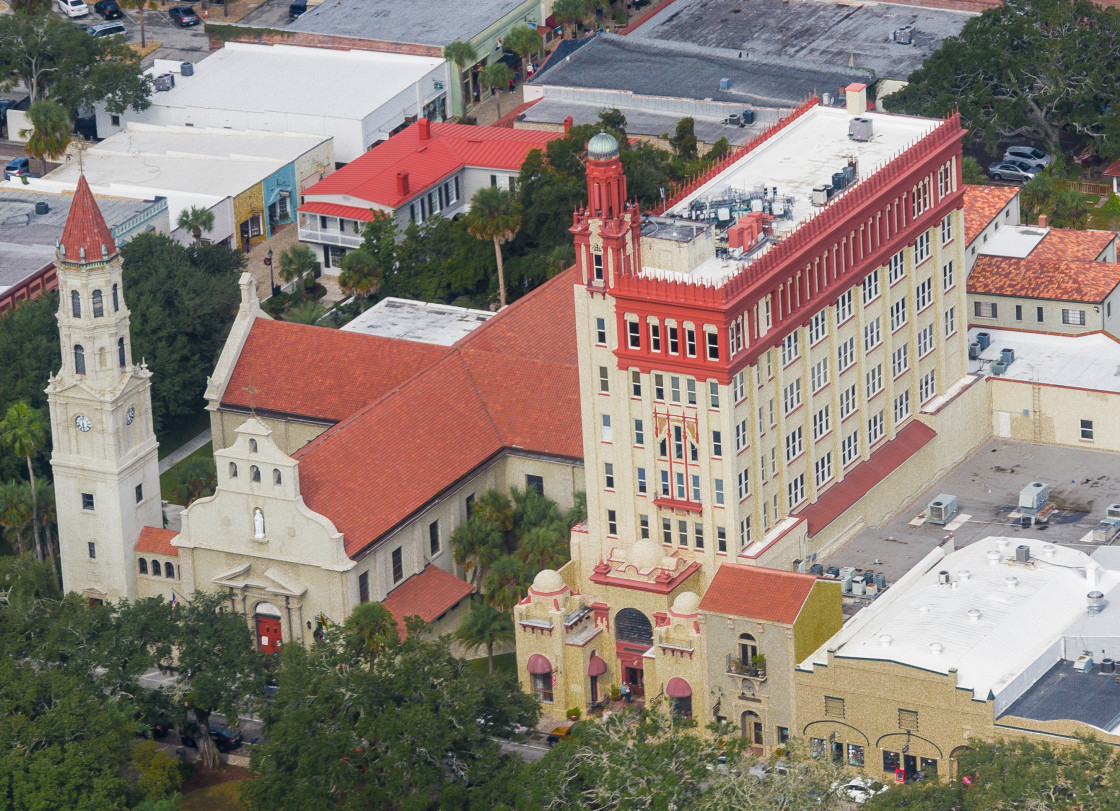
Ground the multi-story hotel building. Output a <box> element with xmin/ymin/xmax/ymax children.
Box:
<box><xmin>516</xmin><ymin>92</ymin><xmax>994</xmax><ymax>743</ymax></box>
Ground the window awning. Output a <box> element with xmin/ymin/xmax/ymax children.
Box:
<box><xmin>587</xmin><ymin>652</ymin><xmax>608</xmax><ymax>676</ymax></box>
<box><xmin>527</xmin><ymin>653</ymin><xmax>552</xmax><ymax>675</ymax></box>
<box><xmin>665</xmin><ymin>677</ymin><xmax>692</xmax><ymax>698</ymax></box>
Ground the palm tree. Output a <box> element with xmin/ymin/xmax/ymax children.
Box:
<box><xmin>442</xmin><ymin>40</ymin><xmax>480</xmax><ymax>116</ymax></box>
<box><xmin>20</xmin><ymin>100</ymin><xmax>71</xmax><ymax>176</ymax></box>
<box><xmin>482</xmin><ymin>555</ymin><xmax>529</xmax><ymax>613</ymax></box>
<box><xmin>277</xmin><ymin>244</ymin><xmax>317</xmax><ymax>301</ymax></box>
<box><xmin>465</xmin><ymin>186</ymin><xmax>521</xmax><ymax>309</ymax></box>
<box><xmin>452</xmin><ymin>520</ymin><xmax>500</xmax><ymax>588</ymax></box>
<box><xmin>338</xmin><ymin>248</ymin><xmax>382</xmax><ymax>302</ymax></box>
<box><xmin>503</xmin><ymin>26</ymin><xmax>542</xmax><ymax>75</ymax></box>
<box><xmin>1050</xmin><ymin>189</ymin><xmax>1092</xmax><ymax>229</ymax></box>
<box><xmin>286</xmin><ymin>300</ymin><xmax>326</xmax><ymax>325</ymax></box>
<box><xmin>0</xmin><ymin>481</ymin><xmax>33</xmax><ymax>556</ymax></box>
<box><xmin>176</xmin><ymin>205</ymin><xmax>215</xmax><ymax>245</ymax></box>
<box><xmin>34</xmin><ymin>478</ymin><xmax>57</xmax><ymax>569</ymax></box>
<box><xmin>454</xmin><ymin>598</ymin><xmax>514</xmax><ymax>674</ymax></box>
<box><xmin>0</xmin><ymin>402</ymin><xmax>46</xmax><ymax>561</ymax></box>
<box><xmin>480</xmin><ymin>62</ymin><xmax>515</xmax><ymax>118</ymax></box>
<box><xmin>344</xmin><ymin>601</ymin><xmax>399</xmax><ymax>666</ymax></box>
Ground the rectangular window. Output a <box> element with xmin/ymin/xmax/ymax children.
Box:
<box><xmin>864</xmin><ymin>317</ymin><xmax>881</xmax><ymax>352</ymax></box>
<box><xmin>840</xmin><ymin>384</ymin><xmax>858</xmax><ymax>419</ymax></box>
<box><xmin>812</xmin><ymin>405</ymin><xmax>831</xmax><ymax>440</ymax></box>
<box><xmin>466</xmin><ymin>493</ymin><xmax>475</xmax><ymax>518</ymax></box>
<box><xmin>677</xmin><ymin>520</ymin><xmax>688</xmax><ymax>546</ymax></box>
<box><xmin>670</xmin><ymin>376</ymin><xmax>681</xmax><ymax>404</ymax></box>
<box><xmin>848</xmin><ymin>744</ymin><xmax>866</xmax><ymax>769</ymax></box>
<box><xmin>815</xmin><ymin>451</ymin><xmax>833</xmax><ymax>487</ymax></box>
<box><xmin>915</xmin><ymin>232</ymin><xmax>931</xmax><ymax>265</ymax></box>
<box><xmin>691</xmin><ymin>474</ymin><xmax>701</xmax><ymax>502</ymax></box>
<box><xmin>945</xmin><ymin>307</ymin><xmax>956</xmax><ymax>337</ymax></box>
<box><xmin>898</xmin><ymin>709</ymin><xmax>919</xmax><ymax>731</ymax></box>
<box><xmin>595</xmin><ymin>317</ymin><xmax>607</xmax><ymax>345</ymax></box>
<box><xmin>607</xmin><ymin>510</ymin><xmax>618</xmax><ymax>536</ymax></box>
<box><xmin>649</xmin><ymin>322</ymin><xmax>661</xmax><ymax>352</ymax></box>
<box><xmin>712</xmin><ymin>430</ymin><xmax>723</xmax><ymax>457</ymax></box>
<box><xmin>778</xmin><ymin>727</ymin><xmax>790</xmax><ymax>745</ymax></box>
<box><xmin>918</xmin><ymin>324</ymin><xmax>934</xmax><ymax>357</ymax></box>
<box><xmin>733</xmin><ymin>371</ymin><xmax>745</xmax><ymax>402</ymax></box>
<box><xmin>668</xmin><ymin>325</ymin><xmax>679</xmax><ymax>355</ymax></box>
<box><xmin>825</xmin><ymin>696</ymin><xmax>845</xmax><ymax>718</ymax></box>
<box><xmin>942</xmin><ymin>260</ymin><xmax>954</xmax><ymax>291</ymax></box>
<box><xmin>627</xmin><ymin>321</ymin><xmax>641</xmax><ymax>350</ymax></box>
<box><xmin>781</xmin><ymin>331</ymin><xmax>800</xmax><ymax>366</ymax></box>
<box><xmin>1016</xmin><ymin>304</ymin><xmax>1023</xmax><ymax>321</ymax></box>
<box><xmin>785</xmin><ymin>426</ymin><xmax>803</xmax><ymax>462</ymax></box>
<box><xmin>709</xmin><ymin>381</ymin><xmax>720</xmax><ymax>409</ymax></box>
<box><xmin>894</xmin><ymin>390</ymin><xmax>911</xmax><ymax>424</ymax></box>
<box><xmin>675</xmin><ymin>472</ymin><xmax>686</xmax><ymax>500</ymax></box>
<box><xmin>88</xmin><ymin>541</ymin><xmax>96</xmax><ymax>559</ymax></box>
<box><xmin>706</xmin><ymin>331</ymin><xmax>720</xmax><ymax>361</ymax></box>
<box><xmin>974</xmin><ymin>301</ymin><xmax>998</xmax><ymax>318</ymax></box>
<box><xmin>601</xmin><ymin>414</ymin><xmax>612</xmax><ymax>442</ymax></box>
<box><xmin>788</xmin><ymin>473</ymin><xmax>805</xmax><ymax>507</ymax></box>
<box><xmin>661</xmin><ymin>470</ymin><xmax>670</xmax><ymax>497</ymax></box>
<box><xmin>714</xmin><ymin>478</ymin><xmax>725</xmax><ymax>506</ymax></box>
<box><xmin>890</xmin><ymin>297</ymin><xmax>907</xmax><ymax>331</ymax></box>
<box><xmin>663</xmin><ymin>517</ymin><xmax>673</xmax><ymax>544</ymax></box>
<box><xmin>809</xmin><ymin>311</ymin><xmax>828</xmax><ymax>344</ymax></box>
<box><xmin>810</xmin><ymin>358</ymin><xmax>829</xmax><ymax>393</ymax></box>
<box><xmin>739</xmin><ymin>516</ymin><xmax>752</xmax><ymax>547</ymax></box>
<box><xmin>82</xmin><ymin>492</ymin><xmax>94</xmax><ymax>511</ymax></box>
<box><xmin>888</xmin><ymin>250</ymin><xmax>905</xmax><ymax>284</ymax></box>
<box><xmin>920</xmin><ymin>369</ymin><xmax>936</xmax><ymax>403</ymax></box>
<box><xmin>694</xmin><ymin>522</ymin><xmax>704</xmax><ymax>549</ymax></box>
<box><xmin>135</xmin><ymin>483</ymin><xmax>143</xmax><ymax>503</ymax></box>
<box><xmin>892</xmin><ymin>344</ymin><xmax>909</xmax><ymax>378</ymax></box>
<box><xmin>735</xmin><ymin>420</ymin><xmax>747</xmax><ymax>451</ymax></box>
<box><xmin>429</xmin><ymin>520</ymin><xmax>440</xmax><ymax>556</ymax></box>
<box><xmin>868</xmin><ymin>411</ymin><xmax>885</xmax><ymax>445</ymax></box>
<box><xmin>392</xmin><ymin>547</ymin><xmax>403</xmax><ymax>583</ymax></box>
<box><xmin>598</xmin><ymin>365</ymin><xmax>610</xmax><ymax>393</ymax></box>
<box><xmin>673</xmin><ymin>425</ymin><xmax>684</xmax><ymax>459</ymax></box>
<box><xmin>632</xmin><ymin>370</ymin><xmax>642</xmax><ymax>397</ymax></box>
<box><xmin>916</xmin><ymin>278</ymin><xmax>932</xmax><ymax>311</ymax></box>
<box><xmin>604</xmin><ymin>462</ymin><xmax>615</xmax><ymax>489</ymax></box>
<box><xmin>838</xmin><ymin>337</ymin><xmax>855</xmax><ymax>372</ymax></box>
<box><xmin>1037</xmin><ymin>306</ymin><xmax>1044</xmax><ymax>323</ymax></box>
<box><xmin>866</xmin><ymin>364</ymin><xmax>883</xmax><ymax>399</ymax></box>
<box><xmin>1081</xmin><ymin>419</ymin><xmax>1094</xmax><ymax>440</ymax></box>
<box><xmin>640</xmin><ymin>515</ymin><xmax>650</xmax><ymax>539</ymax></box>
<box><xmin>717</xmin><ymin>526</ymin><xmax>727</xmax><ymax>553</ymax></box>
<box><xmin>836</xmin><ymin>289</ymin><xmax>853</xmax><ymax>324</ymax></box>
<box><xmin>842</xmin><ymin>431</ymin><xmax>860</xmax><ymax>466</ymax></box>
<box><xmin>783</xmin><ymin>379</ymin><xmax>802</xmax><ymax>414</ymax></box>
<box><xmin>634</xmin><ymin>419</ymin><xmax>644</xmax><ymax>446</ymax></box>
<box><xmin>738</xmin><ymin>469</ymin><xmax>750</xmax><ymax>500</ymax></box>
<box><xmin>686</xmin><ymin>327</ymin><xmax>697</xmax><ymax>357</ymax></box>
<box><xmin>861</xmin><ymin>270</ymin><xmax>880</xmax><ymax>305</ymax></box>
<box><xmin>592</xmin><ymin>252</ymin><xmax>604</xmax><ymax>281</ymax></box>
<box><xmin>358</xmin><ymin>571</ymin><xmax>369</xmax><ymax>603</ymax></box>
<box><xmin>941</xmin><ymin>214</ymin><xmax>953</xmax><ymax>244</ymax></box>
<box><xmin>1062</xmin><ymin>309</ymin><xmax>1086</xmax><ymax>326</ymax></box>
<box><xmin>637</xmin><ymin>467</ymin><xmax>647</xmax><ymax>494</ymax></box>
<box><xmin>532</xmin><ymin>672</ymin><xmax>553</xmax><ymax>703</ymax></box>
<box><xmin>686</xmin><ymin>379</ymin><xmax>697</xmax><ymax>406</ymax></box>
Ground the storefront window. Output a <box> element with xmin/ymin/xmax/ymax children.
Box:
<box><xmin>883</xmin><ymin>750</ymin><xmax>900</xmax><ymax>772</ymax></box>
<box><xmin>920</xmin><ymin>757</ymin><xmax>938</xmax><ymax>777</ymax></box>
<box><xmin>810</xmin><ymin>737</ymin><xmax>826</xmax><ymax>759</ymax></box>
<box><xmin>848</xmin><ymin>744</ymin><xmax>865</xmax><ymax>768</ymax></box>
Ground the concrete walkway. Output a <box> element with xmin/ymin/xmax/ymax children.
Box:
<box><xmin>159</xmin><ymin>428</ymin><xmax>212</xmax><ymax>474</ymax></box>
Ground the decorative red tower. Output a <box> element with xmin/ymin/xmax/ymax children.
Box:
<box><xmin>571</xmin><ymin>132</ymin><xmax>643</xmax><ymax>289</ymax></box>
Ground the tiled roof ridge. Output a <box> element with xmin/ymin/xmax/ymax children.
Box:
<box><xmin>456</xmin><ymin>347</ymin><xmax>515</xmax><ymax>446</ymax></box>
<box><xmin>454</xmin><ymin>272</ymin><xmax>573</xmax><ymax>350</ymax></box>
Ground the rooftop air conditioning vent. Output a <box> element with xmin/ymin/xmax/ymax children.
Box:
<box><xmin>894</xmin><ymin>26</ymin><xmax>913</xmax><ymax>45</ymax></box>
<box><xmin>848</xmin><ymin>117</ymin><xmax>873</xmax><ymax>142</ymax></box>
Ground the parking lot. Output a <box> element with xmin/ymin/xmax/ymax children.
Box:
<box><xmin>53</xmin><ymin>0</ymin><xmax>213</xmax><ymax>65</ymax></box>
<box><xmin>819</xmin><ymin>438</ymin><xmax>1120</xmax><ymax>602</ymax></box>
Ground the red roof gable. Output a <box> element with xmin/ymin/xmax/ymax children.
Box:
<box><xmin>967</xmin><ymin>256</ymin><xmax>1120</xmax><ymax>303</ymax></box>
<box><xmin>381</xmin><ymin>564</ymin><xmax>474</xmax><ymax>638</ymax></box>
<box><xmin>222</xmin><ymin>319</ymin><xmax>448</xmax><ymax>422</ymax></box>
<box><xmin>1028</xmin><ymin>228</ymin><xmax>1116</xmax><ymax>263</ymax></box>
<box><xmin>963</xmin><ymin>184</ymin><xmax>1019</xmax><ymax>246</ymax></box>
<box><xmin>135</xmin><ymin>526</ymin><xmax>179</xmax><ymax>556</ymax></box>
<box><xmin>698</xmin><ymin>564</ymin><xmax>818</xmax><ymax>624</ymax></box>
<box><xmin>59</xmin><ymin>175</ymin><xmax>117</xmax><ymax>262</ymax></box>
<box><xmin>302</xmin><ymin>120</ymin><xmax>562</xmax><ymax>209</ymax></box>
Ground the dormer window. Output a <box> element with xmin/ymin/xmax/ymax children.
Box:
<box><xmin>249</xmin><ymin>439</ymin><xmax>258</xmax><ymax>453</ymax></box>
<box><xmin>273</xmin><ymin>469</ymin><xmax>282</xmax><ymax>485</ymax></box>
<box><xmin>250</xmin><ymin>465</ymin><xmax>261</xmax><ymax>483</ymax></box>
<box><xmin>229</xmin><ymin>462</ymin><xmax>238</xmax><ymax>478</ymax></box>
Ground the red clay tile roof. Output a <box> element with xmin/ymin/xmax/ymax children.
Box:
<box><xmin>222</xmin><ymin>319</ymin><xmax>448</xmax><ymax>422</ymax></box>
<box><xmin>381</xmin><ymin>564</ymin><xmax>474</xmax><ymax>638</ymax></box>
<box><xmin>298</xmin><ymin>201</ymin><xmax>377</xmax><ymax>221</ymax></box>
<box><xmin>302</xmin><ymin>121</ymin><xmax>562</xmax><ymax>209</ymax></box>
<box><xmin>60</xmin><ymin>175</ymin><xmax>117</xmax><ymax>262</ymax></box>
<box><xmin>698</xmin><ymin>564</ymin><xmax>818</xmax><ymax>624</ymax></box>
<box><xmin>963</xmin><ymin>184</ymin><xmax>1019</xmax><ymax>246</ymax></box>
<box><xmin>968</xmin><ymin>256</ymin><xmax>1120</xmax><ymax>303</ymax></box>
<box><xmin>135</xmin><ymin>526</ymin><xmax>179</xmax><ymax>556</ymax></box>
<box><xmin>1104</xmin><ymin>158</ymin><xmax>1120</xmax><ymax>177</ymax></box>
<box><xmin>1028</xmin><ymin>228</ymin><xmax>1115</xmax><ymax>263</ymax></box>
<box><xmin>795</xmin><ymin>421</ymin><xmax>936</xmax><ymax>537</ymax></box>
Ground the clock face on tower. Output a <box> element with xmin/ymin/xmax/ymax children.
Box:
<box><xmin>75</xmin><ymin>414</ymin><xmax>92</xmax><ymax>432</ymax></box>
<box><xmin>126</xmin><ymin>406</ymin><xmax>135</xmax><ymax>425</ymax></box>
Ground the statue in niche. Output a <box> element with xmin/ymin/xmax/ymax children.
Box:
<box><xmin>253</xmin><ymin>507</ymin><xmax>265</xmax><ymax>539</ymax></box>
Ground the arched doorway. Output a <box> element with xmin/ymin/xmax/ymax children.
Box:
<box><xmin>615</xmin><ymin>608</ymin><xmax>653</xmax><ymax>697</ymax></box>
<box><xmin>255</xmin><ymin>601</ymin><xmax>283</xmax><ymax>654</ymax></box>
<box><xmin>742</xmin><ymin>710</ymin><xmax>763</xmax><ymax>747</ymax></box>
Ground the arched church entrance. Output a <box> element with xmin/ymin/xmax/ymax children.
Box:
<box><xmin>255</xmin><ymin>601</ymin><xmax>283</xmax><ymax>654</ymax></box>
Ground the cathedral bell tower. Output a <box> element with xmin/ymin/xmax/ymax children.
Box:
<box><xmin>48</xmin><ymin>176</ymin><xmax>161</xmax><ymax>603</ymax></box>
<box><xmin>571</xmin><ymin>132</ymin><xmax>643</xmax><ymax>290</ymax></box>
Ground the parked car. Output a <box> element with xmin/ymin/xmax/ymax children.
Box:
<box><xmin>288</xmin><ymin>0</ymin><xmax>306</xmax><ymax>21</ymax></box>
<box><xmin>85</xmin><ymin>20</ymin><xmax>127</xmax><ymax>37</ymax></box>
<box><xmin>546</xmin><ymin>721</ymin><xmax>582</xmax><ymax>746</ymax></box>
<box><xmin>93</xmin><ymin>0</ymin><xmax>123</xmax><ymax>18</ymax></box>
<box><xmin>209</xmin><ymin>726</ymin><xmax>244</xmax><ymax>752</ymax></box>
<box><xmin>1003</xmin><ymin>145</ymin><xmax>1052</xmax><ymax>170</ymax></box>
<box><xmin>58</xmin><ymin>0</ymin><xmax>91</xmax><ymax>16</ymax></box>
<box><xmin>833</xmin><ymin>776</ymin><xmax>889</xmax><ymax>805</ymax></box>
<box><xmin>988</xmin><ymin>160</ymin><xmax>1041</xmax><ymax>183</ymax></box>
<box><xmin>4</xmin><ymin>157</ymin><xmax>30</xmax><ymax>181</ymax></box>
<box><xmin>168</xmin><ymin>5</ymin><xmax>201</xmax><ymax>26</ymax></box>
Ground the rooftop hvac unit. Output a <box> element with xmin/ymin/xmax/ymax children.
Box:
<box><xmin>852</xmin><ymin>579</ymin><xmax>866</xmax><ymax>595</ymax></box>
<box><xmin>809</xmin><ymin>563</ymin><xmax>824</xmax><ymax>576</ymax></box>
<box><xmin>990</xmin><ymin>360</ymin><xmax>1007</xmax><ymax>375</ymax></box>
<box><xmin>1109</xmin><ymin>504</ymin><xmax>1120</xmax><ymax>520</ymax></box>
<box><xmin>848</xmin><ymin>117</ymin><xmax>873</xmax><ymax>142</ymax></box>
<box><xmin>154</xmin><ymin>73</ymin><xmax>175</xmax><ymax>92</ymax></box>
<box><xmin>726</xmin><ymin>113</ymin><xmax>742</xmax><ymax>127</ymax></box>
<box><xmin>841</xmin><ymin>576</ymin><xmax>853</xmax><ymax>594</ymax></box>
<box><xmin>1092</xmin><ymin>517</ymin><xmax>1120</xmax><ymax>543</ymax></box>
<box><xmin>1015</xmin><ymin>544</ymin><xmax>1031</xmax><ymax>563</ymax></box>
<box><xmin>1101</xmin><ymin>658</ymin><xmax>1116</xmax><ymax>673</ymax></box>
<box><xmin>719</xmin><ymin>77</ymin><xmax>731</xmax><ymax>90</ymax></box>
<box><xmin>741</xmin><ymin>108</ymin><xmax>755</xmax><ymax>125</ymax></box>
<box><xmin>894</xmin><ymin>26</ymin><xmax>913</xmax><ymax>45</ymax></box>
<box><xmin>1088</xmin><ymin>591</ymin><xmax>1107</xmax><ymax>615</ymax></box>
<box><xmin>180</xmin><ymin>62</ymin><xmax>194</xmax><ymax>77</ymax></box>
<box><xmin>843</xmin><ymin>164</ymin><xmax>855</xmax><ymax>184</ymax></box>
<box><xmin>832</xmin><ymin>171</ymin><xmax>847</xmax><ymax>191</ymax></box>
<box><xmin>825</xmin><ymin>565</ymin><xmax>840</xmax><ymax>578</ymax></box>
<box><xmin>873</xmin><ymin>572</ymin><xmax>887</xmax><ymax>589</ymax></box>
<box><xmin>812</xmin><ymin>185</ymin><xmax>831</xmax><ymax>206</ymax></box>
<box><xmin>969</xmin><ymin>341</ymin><xmax>982</xmax><ymax>359</ymax></box>
<box><xmin>35</xmin><ymin>201</ymin><xmax>49</xmax><ymax>215</ymax></box>
<box><xmin>1019</xmin><ymin>482</ymin><xmax>1049</xmax><ymax>512</ymax></box>
<box><xmin>839</xmin><ymin>566</ymin><xmax>857</xmax><ymax>581</ymax></box>
<box><xmin>822</xmin><ymin>92</ymin><xmax>833</xmax><ymax>106</ymax></box>
<box><xmin>928</xmin><ymin>494</ymin><xmax>959</xmax><ymax>525</ymax></box>
<box><xmin>976</xmin><ymin>331</ymin><xmax>991</xmax><ymax>350</ymax></box>
<box><xmin>1073</xmin><ymin>654</ymin><xmax>1094</xmax><ymax>672</ymax></box>
<box><xmin>1000</xmin><ymin>347</ymin><xmax>1015</xmax><ymax>365</ymax></box>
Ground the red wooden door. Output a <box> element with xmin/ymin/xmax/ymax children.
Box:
<box><xmin>256</xmin><ymin>614</ymin><xmax>283</xmax><ymax>654</ymax></box>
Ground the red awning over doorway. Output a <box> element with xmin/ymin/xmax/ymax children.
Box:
<box><xmin>665</xmin><ymin>677</ymin><xmax>692</xmax><ymax>698</ymax></box>
<box><xmin>587</xmin><ymin>653</ymin><xmax>608</xmax><ymax>676</ymax></box>
<box><xmin>527</xmin><ymin>653</ymin><xmax>552</xmax><ymax>674</ymax></box>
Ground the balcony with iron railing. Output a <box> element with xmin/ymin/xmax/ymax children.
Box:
<box><xmin>297</xmin><ymin>224</ymin><xmax>363</xmax><ymax>249</ymax></box>
<box><xmin>726</xmin><ymin>653</ymin><xmax>767</xmax><ymax>693</ymax></box>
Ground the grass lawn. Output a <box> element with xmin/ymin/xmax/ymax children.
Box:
<box><xmin>182</xmin><ymin>780</ymin><xmax>249</xmax><ymax>811</ymax></box>
<box><xmin>158</xmin><ymin>411</ymin><xmax>212</xmax><ymax>461</ymax></box>
<box><xmin>160</xmin><ymin>441</ymin><xmax>214</xmax><ymax>501</ymax></box>
<box><xmin>466</xmin><ymin>651</ymin><xmax>516</xmax><ymax>677</ymax></box>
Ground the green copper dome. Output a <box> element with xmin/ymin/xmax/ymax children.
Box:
<box><xmin>587</xmin><ymin>131</ymin><xmax>620</xmax><ymax>160</ymax></box>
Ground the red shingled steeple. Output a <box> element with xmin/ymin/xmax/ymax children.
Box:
<box><xmin>59</xmin><ymin>175</ymin><xmax>116</xmax><ymax>262</ymax></box>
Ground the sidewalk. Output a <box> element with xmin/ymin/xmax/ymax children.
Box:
<box><xmin>159</xmin><ymin>428</ymin><xmax>212</xmax><ymax>474</ymax></box>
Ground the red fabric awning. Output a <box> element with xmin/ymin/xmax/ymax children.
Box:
<box><xmin>587</xmin><ymin>653</ymin><xmax>607</xmax><ymax>676</ymax></box>
<box><xmin>665</xmin><ymin>677</ymin><xmax>692</xmax><ymax>698</ymax></box>
<box><xmin>527</xmin><ymin>653</ymin><xmax>552</xmax><ymax>675</ymax></box>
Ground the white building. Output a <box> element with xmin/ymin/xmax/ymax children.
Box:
<box><xmin>93</xmin><ymin>43</ymin><xmax>449</xmax><ymax>163</ymax></box>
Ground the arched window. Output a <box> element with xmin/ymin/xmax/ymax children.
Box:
<box><xmin>118</xmin><ymin>338</ymin><xmax>126</xmax><ymax>368</ymax></box>
<box><xmin>229</xmin><ymin>462</ymin><xmax>238</xmax><ymax>478</ymax></box>
<box><xmin>615</xmin><ymin>608</ymin><xmax>654</xmax><ymax>646</ymax></box>
<box><xmin>92</xmin><ymin>289</ymin><xmax>104</xmax><ymax>317</ymax></box>
<box><xmin>71</xmin><ymin>290</ymin><xmax>81</xmax><ymax>318</ymax></box>
<box><xmin>738</xmin><ymin>633</ymin><xmax>758</xmax><ymax>669</ymax></box>
<box><xmin>151</xmin><ymin>560</ymin><xmax>161</xmax><ymax>577</ymax></box>
<box><xmin>112</xmin><ymin>284</ymin><xmax>119</xmax><ymax>312</ymax></box>
<box><xmin>138</xmin><ymin>558</ymin><xmax>148</xmax><ymax>575</ymax></box>
<box><xmin>165</xmin><ymin>562</ymin><xmax>175</xmax><ymax>579</ymax></box>
<box><xmin>273</xmin><ymin>468</ymin><xmax>282</xmax><ymax>485</ymax></box>
<box><xmin>248</xmin><ymin>439</ymin><xmax>258</xmax><ymax>453</ymax></box>
<box><xmin>74</xmin><ymin>344</ymin><xmax>86</xmax><ymax>375</ymax></box>
<box><xmin>250</xmin><ymin>465</ymin><xmax>260</xmax><ymax>483</ymax></box>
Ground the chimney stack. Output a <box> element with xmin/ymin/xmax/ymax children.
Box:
<box><xmin>417</xmin><ymin>118</ymin><xmax>431</xmax><ymax>141</ymax></box>
<box><xmin>396</xmin><ymin>171</ymin><xmax>409</xmax><ymax>196</ymax></box>
<box><xmin>563</xmin><ymin>116</ymin><xmax>573</xmax><ymax>133</ymax></box>
<box><xmin>1038</xmin><ymin>214</ymin><xmax>1049</xmax><ymax>228</ymax></box>
<box><xmin>845</xmin><ymin>82</ymin><xmax>868</xmax><ymax>116</ymax></box>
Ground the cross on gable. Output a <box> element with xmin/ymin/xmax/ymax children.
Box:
<box><xmin>243</xmin><ymin>378</ymin><xmax>260</xmax><ymax>416</ymax></box>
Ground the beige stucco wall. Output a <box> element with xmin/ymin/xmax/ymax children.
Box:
<box><xmin>968</xmin><ymin>296</ymin><xmax>1112</xmax><ymax>336</ymax></box>
<box><xmin>990</xmin><ymin>378</ymin><xmax>1120</xmax><ymax>451</ymax></box>
<box><xmin>210</xmin><ymin>408</ymin><xmax>332</xmax><ymax>456</ymax></box>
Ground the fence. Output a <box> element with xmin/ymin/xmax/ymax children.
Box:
<box><xmin>1056</xmin><ymin>179</ymin><xmax>1112</xmax><ymax>197</ymax></box>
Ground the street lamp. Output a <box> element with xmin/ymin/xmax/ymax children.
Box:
<box><xmin>266</xmin><ymin>248</ymin><xmax>275</xmax><ymax>297</ymax></box>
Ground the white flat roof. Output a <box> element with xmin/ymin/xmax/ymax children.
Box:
<box><xmin>981</xmin><ymin>225</ymin><xmax>1049</xmax><ymax>259</ymax></box>
<box><xmin>802</xmin><ymin>538</ymin><xmax>1118</xmax><ymax>703</ymax></box>
<box><xmin>341</xmin><ymin>297</ymin><xmax>493</xmax><ymax>344</ymax></box>
<box><xmin>970</xmin><ymin>328</ymin><xmax>1120</xmax><ymax>394</ymax></box>
<box><xmin>147</xmin><ymin>43</ymin><xmax>444</xmax><ymax>120</ymax></box>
